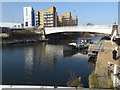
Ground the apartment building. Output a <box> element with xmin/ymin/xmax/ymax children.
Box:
<box><xmin>35</xmin><ymin>11</ymin><xmax>40</xmax><ymax>28</ymax></box>
<box><xmin>23</xmin><ymin>7</ymin><xmax>35</xmax><ymax>28</ymax></box>
<box><xmin>23</xmin><ymin>6</ymin><xmax>78</xmax><ymax>28</ymax></box>
<box><xmin>38</xmin><ymin>6</ymin><xmax>57</xmax><ymax>28</ymax></box>
<box><xmin>72</xmin><ymin>16</ymin><xmax>78</xmax><ymax>26</ymax></box>
<box><xmin>58</xmin><ymin>12</ymin><xmax>78</xmax><ymax>27</ymax></box>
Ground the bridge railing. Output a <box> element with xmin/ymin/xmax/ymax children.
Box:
<box><xmin>45</xmin><ymin>25</ymin><xmax>113</xmax><ymax>29</ymax></box>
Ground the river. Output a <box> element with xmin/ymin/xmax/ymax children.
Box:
<box><xmin>2</xmin><ymin>37</ymin><xmax>101</xmax><ymax>87</ymax></box>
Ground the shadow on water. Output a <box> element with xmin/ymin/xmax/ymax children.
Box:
<box><xmin>87</xmin><ymin>56</ymin><xmax>96</xmax><ymax>68</ymax></box>
<box><xmin>63</xmin><ymin>50</ymin><xmax>78</xmax><ymax>57</ymax></box>
<box><xmin>63</xmin><ymin>44</ymin><xmax>88</xmax><ymax>58</ymax></box>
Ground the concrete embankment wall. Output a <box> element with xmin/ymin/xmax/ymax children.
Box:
<box><xmin>2</xmin><ymin>29</ymin><xmax>46</xmax><ymax>44</ymax></box>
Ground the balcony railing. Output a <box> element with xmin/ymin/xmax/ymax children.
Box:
<box><xmin>44</xmin><ymin>21</ymin><xmax>53</xmax><ymax>24</ymax></box>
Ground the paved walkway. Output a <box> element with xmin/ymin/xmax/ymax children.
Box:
<box><xmin>94</xmin><ymin>40</ymin><xmax>120</xmax><ymax>88</ymax></box>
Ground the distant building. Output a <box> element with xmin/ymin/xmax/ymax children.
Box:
<box><xmin>72</xmin><ymin>16</ymin><xmax>78</xmax><ymax>26</ymax></box>
<box><xmin>23</xmin><ymin>6</ymin><xmax>78</xmax><ymax>28</ymax></box>
<box><xmin>38</xmin><ymin>6</ymin><xmax>58</xmax><ymax>28</ymax></box>
<box><xmin>0</xmin><ymin>22</ymin><xmax>23</xmax><ymax>29</ymax></box>
<box><xmin>23</xmin><ymin>7</ymin><xmax>35</xmax><ymax>28</ymax></box>
<box><xmin>58</xmin><ymin>12</ymin><xmax>78</xmax><ymax>27</ymax></box>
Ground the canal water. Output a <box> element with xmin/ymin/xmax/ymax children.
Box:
<box><xmin>2</xmin><ymin>37</ymin><xmax>101</xmax><ymax>87</ymax></box>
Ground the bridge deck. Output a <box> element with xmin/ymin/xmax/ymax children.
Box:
<box><xmin>45</xmin><ymin>25</ymin><xmax>113</xmax><ymax>35</ymax></box>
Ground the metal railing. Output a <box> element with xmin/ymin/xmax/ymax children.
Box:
<box><xmin>108</xmin><ymin>64</ymin><xmax>120</xmax><ymax>89</ymax></box>
<box><xmin>88</xmin><ymin>41</ymin><xmax>104</xmax><ymax>52</ymax></box>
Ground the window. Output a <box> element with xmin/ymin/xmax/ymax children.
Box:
<box><xmin>14</xmin><ymin>25</ymin><xmax>16</xmax><ymax>27</ymax></box>
<box><xmin>25</xmin><ymin>22</ymin><xmax>28</xmax><ymax>26</ymax></box>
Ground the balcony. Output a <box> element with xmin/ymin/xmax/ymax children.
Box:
<box><xmin>44</xmin><ymin>15</ymin><xmax>47</xmax><ymax>17</ymax></box>
<box><xmin>44</xmin><ymin>22</ymin><xmax>53</xmax><ymax>24</ymax></box>
<box><xmin>44</xmin><ymin>19</ymin><xmax>53</xmax><ymax>21</ymax></box>
<box><xmin>47</xmin><ymin>18</ymin><xmax>53</xmax><ymax>20</ymax></box>
<box><xmin>44</xmin><ymin>21</ymin><xmax>53</xmax><ymax>23</ymax></box>
<box><xmin>47</xmin><ymin>15</ymin><xmax>53</xmax><ymax>18</ymax></box>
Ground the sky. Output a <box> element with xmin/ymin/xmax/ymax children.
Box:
<box><xmin>1</xmin><ymin>2</ymin><xmax>118</xmax><ymax>25</ymax></box>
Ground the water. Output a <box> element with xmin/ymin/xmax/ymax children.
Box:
<box><xmin>2</xmin><ymin>37</ymin><xmax>99</xmax><ymax>87</ymax></box>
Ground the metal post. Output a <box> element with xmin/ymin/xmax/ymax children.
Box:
<box><xmin>113</xmin><ymin>64</ymin><xmax>117</xmax><ymax>87</ymax></box>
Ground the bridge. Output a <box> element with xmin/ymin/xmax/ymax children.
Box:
<box><xmin>44</xmin><ymin>25</ymin><xmax>113</xmax><ymax>35</ymax></box>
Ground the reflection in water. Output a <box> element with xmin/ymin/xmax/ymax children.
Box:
<box><xmin>24</xmin><ymin>47</ymin><xmax>34</xmax><ymax>83</ymax></box>
<box><xmin>24</xmin><ymin>43</ymin><xmax>64</xmax><ymax>71</ymax></box>
<box><xmin>2</xmin><ymin>41</ymin><xmax>95</xmax><ymax>87</ymax></box>
<box><xmin>38</xmin><ymin>44</ymin><xmax>63</xmax><ymax>67</ymax></box>
<box><xmin>38</xmin><ymin>42</ymin><xmax>47</xmax><ymax>64</ymax></box>
<box><xmin>45</xmin><ymin>44</ymin><xmax>63</xmax><ymax>64</ymax></box>
<box><xmin>88</xmin><ymin>57</ymin><xmax>96</xmax><ymax>68</ymax></box>
<box><xmin>63</xmin><ymin>46</ymin><xmax>88</xmax><ymax>57</ymax></box>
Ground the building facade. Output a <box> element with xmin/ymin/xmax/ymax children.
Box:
<box><xmin>38</xmin><ymin>6</ymin><xmax>57</xmax><ymax>28</ymax></box>
<box><xmin>23</xmin><ymin>7</ymin><xmax>35</xmax><ymax>28</ymax></box>
<box><xmin>0</xmin><ymin>22</ymin><xmax>23</xmax><ymax>29</ymax></box>
<box><xmin>35</xmin><ymin>11</ymin><xmax>40</xmax><ymax>28</ymax></box>
<box><xmin>58</xmin><ymin>12</ymin><xmax>78</xmax><ymax>27</ymax></box>
<box><xmin>72</xmin><ymin>16</ymin><xmax>78</xmax><ymax>26</ymax></box>
<box><xmin>23</xmin><ymin>6</ymin><xmax>78</xmax><ymax>28</ymax></box>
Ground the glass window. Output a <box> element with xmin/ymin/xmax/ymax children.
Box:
<box><xmin>14</xmin><ymin>25</ymin><xmax>16</xmax><ymax>27</ymax></box>
<box><xmin>25</xmin><ymin>22</ymin><xmax>28</xmax><ymax>26</ymax></box>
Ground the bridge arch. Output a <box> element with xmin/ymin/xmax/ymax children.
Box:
<box><xmin>45</xmin><ymin>25</ymin><xmax>113</xmax><ymax>35</ymax></box>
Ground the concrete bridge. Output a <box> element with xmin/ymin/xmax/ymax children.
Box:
<box><xmin>44</xmin><ymin>25</ymin><xmax>113</xmax><ymax>35</ymax></box>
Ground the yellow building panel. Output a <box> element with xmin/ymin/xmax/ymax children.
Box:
<box><xmin>73</xmin><ymin>15</ymin><xmax>78</xmax><ymax>20</ymax></box>
<box><xmin>38</xmin><ymin>6</ymin><xmax>56</xmax><ymax>27</ymax></box>
<box><xmin>58</xmin><ymin>12</ymin><xmax>78</xmax><ymax>27</ymax></box>
<box><xmin>58</xmin><ymin>12</ymin><xmax>71</xmax><ymax>18</ymax></box>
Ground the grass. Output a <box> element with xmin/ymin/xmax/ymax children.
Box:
<box><xmin>89</xmin><ymin>71</ymin><xmax>99</xmax><ymax>88</ymax></box>
<box><xmin>89</xmin><ymin>71</ymin><xmax>113</xmax><ymax>88</ymax></box>
<box><xmin>67</xmin><ymin>72</ymin><xmax>83</xmax><ymax>87</ymax></box>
